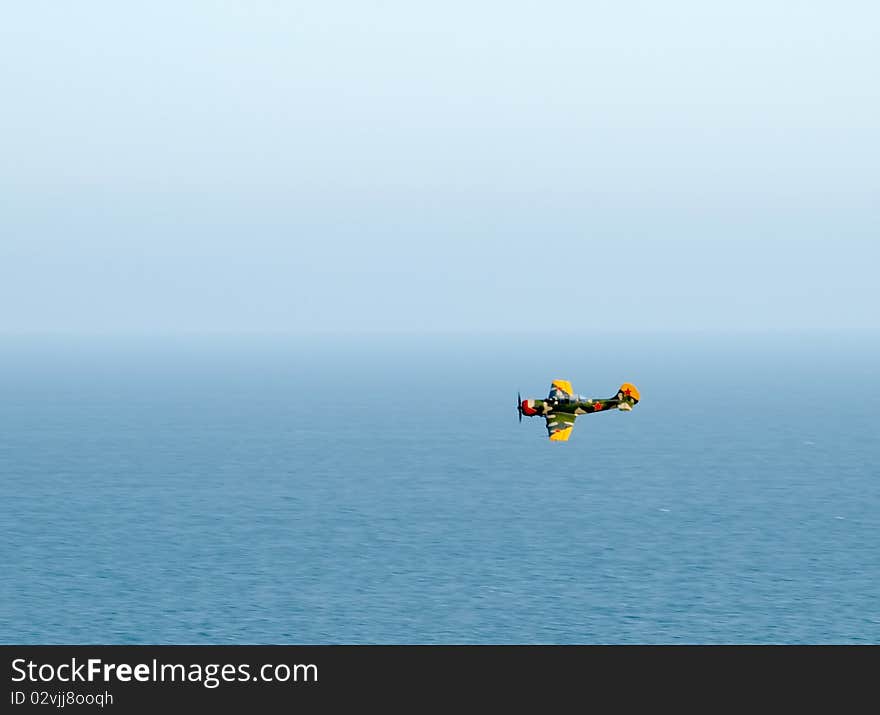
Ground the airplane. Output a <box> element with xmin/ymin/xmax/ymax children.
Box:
<box><xmin>517</xmin><ymin>379</ymin><xmax>641</xmax><ymax>441</ymax></box>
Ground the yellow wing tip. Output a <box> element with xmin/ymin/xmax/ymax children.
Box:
<box><xmin>549</xmin><ymin>427</ymin><xmax>573</xmax><ymax>442</ymax></box>
<box><xmin>552</xmin><ymin>379</ymin><xmax>574</xmax><ymax>396</ymax></box>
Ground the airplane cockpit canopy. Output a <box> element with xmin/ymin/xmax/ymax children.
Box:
<box><xmin>555</xmin><ymin>393</ymin><xmax>591</xmax><ymax>404</ymax></box>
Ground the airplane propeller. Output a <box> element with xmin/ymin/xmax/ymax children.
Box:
<box><xmin>517</xmin><ymin>391</ymin><xmax>523</xmax><ymax>423</ymax></box>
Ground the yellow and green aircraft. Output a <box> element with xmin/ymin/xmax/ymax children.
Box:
<box><xmin>518</xmin><ymin>380</ymin><xmax>641</xmax><ymax>441</ymax></box>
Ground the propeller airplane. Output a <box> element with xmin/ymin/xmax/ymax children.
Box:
<box><xmin>518</xmin><ymin>380</ymin><xmax>641</xmax><ymax>441</ymax></box>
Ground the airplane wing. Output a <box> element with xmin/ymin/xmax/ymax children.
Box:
<box><xmin>548</xmin><ymin>379</ymin><xmax>574</xmax><ymax>401</ymax></box>
<box><xmin>545</xmin><ymin>412</ymin><xmax>577</xmax><ymax>441</ymax></box>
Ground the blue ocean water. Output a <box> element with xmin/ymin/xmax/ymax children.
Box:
<box><xmin>1</xmin><ymin>334</ymin><xmax>878</xmax><ymax>644</ymax></box>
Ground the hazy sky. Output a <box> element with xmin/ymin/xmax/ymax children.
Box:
<box><xmin>1</xmin><ymin>1</ymin><xmax>878</xmax><ymax>334</ymax></box>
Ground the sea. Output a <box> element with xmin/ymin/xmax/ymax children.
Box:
<box><xmin>1</xmin><ymin>333</ymin><xmax>878</xmax><ymax>643</ymax></box>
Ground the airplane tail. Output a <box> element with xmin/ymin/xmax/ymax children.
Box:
<box><xmin>614</xmin><ymin>383</ymin><xmax>640</xmax><ymax>411</ymax></box>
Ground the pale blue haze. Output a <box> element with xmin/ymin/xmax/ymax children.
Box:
<box><xmin>1</xmin><ymin>2</ymin><xmax>879</xmax><ymax>334</ymax></box>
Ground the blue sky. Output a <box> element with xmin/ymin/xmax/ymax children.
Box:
<box><xmin>1</xmin><ymin>1</ymin><xmax>877</xmax><ymax>334</ymax></box>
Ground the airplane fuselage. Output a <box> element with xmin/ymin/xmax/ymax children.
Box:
<box><xmin>520</xmin><ymin>396</ymin><xmax>630</xmax><ymax>417</ymax></box>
